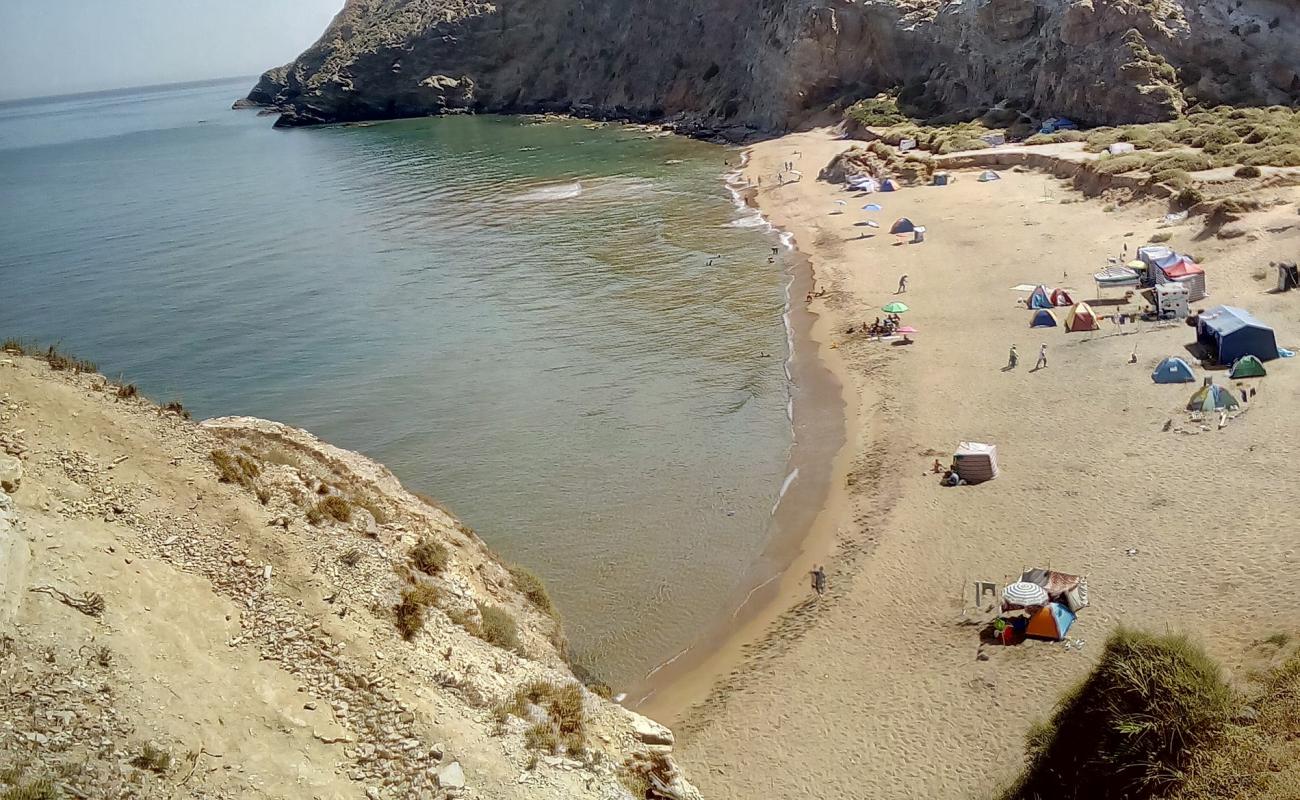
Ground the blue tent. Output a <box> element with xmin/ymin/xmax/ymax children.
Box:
<box><xmin>1028</xmin><ymin>285</ymin><xmax>1053</xmax><ymax>309</ymax></box>
<box><xmin>1025</xmin><ymin>602</ymin><xmax>1076</xmax><ymax>641</ymax></box>
<box><xmin>1030</xmin><ymin>309</ymin><xmax>1058</xmax><ymax>328</ymax></box>
<box><xmin>881</xmin><ymin>178</ymin><xmax>898</xmax><ymax>192</ymax></box>
<box><xmin>1152</xmin><ymin>356</ymin><xmax>1195</xmax><ymax>383</ymax></box>
<box><xmin>1196</xmin><ymin>306</ymin><xmax>1278</xmax><ymax>364</ymax></box>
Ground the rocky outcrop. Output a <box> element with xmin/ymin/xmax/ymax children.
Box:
<box><xmin>243</xmin><ymin>0</ymin><xmax>1300</xmax><ymax>135</ymax></box>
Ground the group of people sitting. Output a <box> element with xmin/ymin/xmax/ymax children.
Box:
<box><xmin>932</xmin><ymin>458</ymin><xmax>965</xmax><ymax>486</ymax></box>
<box><xmin>864</xmin><ymin>314</ymin><xmax>903</xmax><ymax>338</ymax></box>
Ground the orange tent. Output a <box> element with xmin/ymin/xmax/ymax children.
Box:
<box><xmin>1025</xmin><ymin>602</ymin><xmax>1076</xmax><ymax>640</ymax></box>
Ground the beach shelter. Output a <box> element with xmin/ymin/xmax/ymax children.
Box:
<box><xmin>1187</xmin><ymin>383</ymin><xmax>1240</xmax><ymax>413</ymax></box>
<box><xmin>881</xmin><ymin>178</ymin><xmax>899</xmax><ymax>192</ymax></box>
<box><xmin>1028</xmin><ymin>285</ymin><xmax>1054</xmax><ymax>309</ymax></box>
<box><xmin>1024</xmin><ymin>603</ymin><xmax>1076</xmax><ymax>641</ymax></box>
<box><xmin>978</xmin><ymin>170</ymin><xmax>1000</xmax><ymax>182</ymax></box>
<box><xmin>1050</xmin><ymin>288</ymin><xmax>1074</xmax><ymax>306</ymax></box>
<box><xmin>1196</xmin><ymin>306</ymin><xmax>1278</xmax><ymax>364</ymax></box>
<box><xmin>953</xmin><ymin>442</ymin><xmax>998</xmax><ymax>483</ymax></box>
<box><xmin>1229</xmin><ymin>355</ymin><xmax>1267</xmax><ymax>378</ymax></box>
<box><xmin>889</xmin><ymin>218</ymin><xmax>915</xmax><ymax>235</ymax></box>
<box><xmin>1064</xmin><ymin>302</ymin><xmax>1100</xmax><ymax>332</ymax></box>
<box><xmin>1030</xmin><ymin>309</ymin><xmax>1058</xmax><ymax>328</ymax></box>
<box><xmin>1151</xmin><ymin>357</ymin><xmax>1195</xmax><ymax>384</ymax></box>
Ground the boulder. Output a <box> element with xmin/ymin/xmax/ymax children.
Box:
<box><xmin>627</xmin><ymin>710</ymin><xmax>675</xmax><ymax>746</ymax></box>
<box><xmin>0</xmin><ymin>454</ymin><xmax>21</xmax><ymax>493</ymax></box>
<box><xmin>436</xmin><ymin>761</ymin><xmax>465</xmax><ymax>789</ymax></box>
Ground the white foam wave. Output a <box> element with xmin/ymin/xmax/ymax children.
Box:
<box><xmin>510</xmin><ymin>181</ymin><xmax>583</xmax><ymax>202</ymax></box>
<box><xmin>725</xmin><ymin>211</ymin><xmax>769</xmax><ymax>229</ymax></box>
<box><xmin>771</xmin><ymin>467</ymin><xmax>800</xmax><ymax>516</ymax></box>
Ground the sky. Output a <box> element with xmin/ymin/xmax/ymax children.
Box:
<box><xmin>0</xmin><ymin>0</ymin><xmax>345</xmax><ymax>101</ymax></box>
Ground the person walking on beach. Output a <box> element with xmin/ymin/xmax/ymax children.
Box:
<box><xmin>1008</xmin><ymin>344</ymin><xmax>1019</xmax><ymax>369</ymax></box>
<box><xmin>896</xmin><ymin>274</ymin><xmax>909</xmax><ymax>294</ymax></box>
<box><xmin>810</xmin><ymin>565</ymin><xmax>827</xmax><ymax>597</ymax></box>
<box><xmin>1036</xmin><ymin>343</ymin><xmax>1048</xmax><ymax>370</ymax></box>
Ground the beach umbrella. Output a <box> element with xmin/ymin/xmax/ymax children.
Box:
<box><xmin>1002</xmin><ymin>582</ymin><xmax>1049</xmax><ymax>607</ymax></box>
<box><xmin>881</xmin><ymin>302</ymin><xmax>909</xmax><ymax>314</ymax></box>
<box><xmin>863</xmin><ymin>203</ymin><xmax>882</xmax><ymax>212</ymax></box>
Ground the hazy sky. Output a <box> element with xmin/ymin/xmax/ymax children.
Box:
<box><xmin>0</xmin><ymin>1</ymin><xmax>344</xmax><ymax>101</ymax></box>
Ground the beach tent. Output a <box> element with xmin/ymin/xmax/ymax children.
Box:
<box><xmin>1064</xmin><ymin>302</ymin><xmax>1100</xmax><ymax>332</ymax></box>
<box><xmin>1030</xmin><ymin>309</ymin><xmax>1058</xmax><ymax>328</ymax></box>
<box><xmin>953</xmin><ymin>442</ymin><xmax>998</xmax><ymax>483</ymax></box>
<box><xmin>889</xmin><ymin>218</ymin><xmax>916</xmax><ymax>235</ymax></box>
<box><xmin>1050</xmin><ymin>288</ymin><xmax>1074</xmax><ymax>307</ymax></box>
<box><xmin>881</xmin><ymin>178</ymin><xmax>899</xmax><ymax>192</ymax></box>
<box><xmin>1159</xmin><ymin>257</ymin><xmax>1208</xmax><ymax>301</ymax></box>
<box><xmin>978</xmin><ymin>170</ymin><xmax>1001</xmax><ymax>182</ymax></box>
<box><xmin>1229</xmin><ymin>355</ymin><xmax>1267</xmax><ymax>378</ymax></box>
<box><xmin>1187</xmin><ymin>383</ymin><xmax>1240</xmax><ymax>413</ymax></box>
<box><xmin>1152</xmin><ymin>357</ymin><xmax>1195</xmax><ymax>383</ymax></box>
<box><xmin>1025</xmin><ymin>603</ymin><xmax>1076</xmax><ymax>641</ymax></box>
<box><xmin>1196</xmin><ymin>305</ymin><xmax>1278</xmax><ymax>364</ymax></box>
<box><xmin>1277</xmin><ymin>262</ymin><xmax>1299</xmax><ymax>292</ymax></box>
<box><xmin>1028</xmin><ymin>285</ymin><xmax>1054</xmax><ymax>309</ymax></box>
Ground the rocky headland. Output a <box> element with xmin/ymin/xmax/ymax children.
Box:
<box><xmin>243</xmin><ymin>0</ymin><xmax>1300</xmax><ymax>137</ymax></box>
<box><xmin>0</xmin><ymin>347</ymin><xmax>698</xmax><ymax>800</ymax></box>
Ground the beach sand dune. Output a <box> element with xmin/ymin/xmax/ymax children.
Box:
<box><xmin>672</xmin><ymin>130</ymin><xmax>1300</xmax><ymax>799</ymax></box>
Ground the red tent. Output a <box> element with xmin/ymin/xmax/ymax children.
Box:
<box><xmin>1050</xmin><ymin>288</ymin><xmax>1074</xmax><ymax>306</ymax></box>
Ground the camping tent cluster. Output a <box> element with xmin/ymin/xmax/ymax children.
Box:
<box><xmin>1196</xmin><ymin>305</ymin><xmax>1278</xmax><ymax>364</ymax></box>
<box><xmin>1137</xmin><ymin>245</ymin><xmax>1207</xmax><ymax>301</ymax></box>
<box><xmin>1027</xmin><ymin>285</ymin><xmax>1073</xmax><ymax>309</ymax></box>
<box><xmin>997</xmin><ymin>568</ymin><xmax>1089</xmax><ymax>643</ymax></box>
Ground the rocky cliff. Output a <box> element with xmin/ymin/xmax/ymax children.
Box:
<box><xmin>244</xmin><ymin>0</ymin><xmax>1300</xmax><ymax>136</ymax></box>
<box><xmin>0</xmin><ymin>348</ymin><xmax>698</xmax><ymax>800</ymax></box>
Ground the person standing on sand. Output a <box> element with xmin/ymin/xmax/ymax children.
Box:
<box><xmin>1036</xmin><ymin>343</ymin><xmax>1048</xmax><ymax>370</ymax></box>
<box><xmin>1008</xmin><ymin>344</ymin><xmax>1019</xmax><ymax>369</ymax></box>
<box><xmin>897</xmin><ymin>274</ymin><xmax>909</xmax><ymax>294</ymax></box>
<box><xmin>810</xmin><ymin>565</ymin><xmax>826</xmax><ymax>596</ymax></box>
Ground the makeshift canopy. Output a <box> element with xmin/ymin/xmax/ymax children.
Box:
<box><xmin>889</xmin><ymin>218</ymin><xmax>916</xmax><ymax>234</ymax></box>
<box><xmin>1028</xmin><ymin>285</ymin><xmax>1053</xmax><ymax>309</ymax></box>
<box><xmin>977</xmin><ymin>170</ymin><xmax>1000</xmax><ymax>182</ymax></box>
<box><xmin>1196</xmin><ymin>306</ymin><xmax>1278</xmax><ymax>364</ymax></box>
<box><xmin>1229</xmin><ymin>355</ymin><xmax>1267</xmax><ymax>378</ymax></box>
<box><xmin>1019</xmin><ymin>568</ymin><xmax>1089</xmax><ymax>612</ymax></box>
<box><xmin>1025</xmin><ymin>603</ymin><xmax>1076</xmax><ymax>641</ymax></box>
<box><xmin>1064</xmin><ymin>302</ymin><xmax>1100</xmax><ymax>332</ymax></box>
<box><xmin>953</xmin><ymin>442</ymin><xmax>998</xmax><ymax>483</ymax></box>
<box><xmin>1187</xmin><ymin>382</ymin><xmax>1240</xmax><ymax>412</ymax></box>
<box><xmin>1151</xmin><ymin>357</ymin><xmax>1195</xmax><ymax>384</ymax></box>
<box><xmin>1050</xmin><ymin>288</ymin><xmax>1074</xmax><ymax>306</ymax></box>
<box><xmin>1030</xmin><ymin>309</ymin><xmax>1058</xmax><ymax>328</ymax></box>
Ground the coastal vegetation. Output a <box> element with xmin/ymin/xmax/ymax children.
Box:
<box><xmin>210</xmin><ymin>448</ymin><xmax>260</xmax><ymax>489</ymax></box>
<box><xmin>1001</xmin><ymin>628</ymin><xmax>1300</xmax><ymax>800</ymax></box>
<box><xmin>496</xmin><ymin>680</ymin><xmax>588</xmax><ymax>756</ymax></box>
<box><xmin>510</xmin><ymin>565</ymin><xmax>558</xmax><ymax>618</ymax></box>
<box><xmin>393</xmin><ymin>583</ymin><xmax>442</xmax><ymax>640</ymax></box>
<box><xmin>306</xmin><ymin>494</ymin><xmax>352</xmax><ymax>525</ymax></box>
<box><xmin>410</xmin><ymin>537</ymin><xmax>450</xmax><ymax>574</ymax></box>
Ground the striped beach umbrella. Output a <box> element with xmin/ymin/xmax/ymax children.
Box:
<box><xmin>1002</xmin><ymin>581</ymin><xmax>1049</xmax><ymax>607</ymax></box>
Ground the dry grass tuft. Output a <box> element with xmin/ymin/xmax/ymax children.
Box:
<box><xmin>115</xmin><ymin>383</ymin><xmax>139</xmax><ymax>399</ymax></box>
<box><xmin>394</xmin><ymin>583</ymin><xmax>441</xmax><ymax>640</ymax></box>
<box><xmin>210</xmin><ymin>450</ymin><xmax>260</xmax><ymax>489</ymax></box>
<box><xmin>42</xmin><ymin>344</ymin><xmax>97</xmax><ymax>374</ymax></box>
<box><xmin>496</xmin><ymin>680</ymin><xmax>587</xmax><ymax>754</ymax></box>
<box><xmin>509</xmin><ymin>565</ymin><xmax>557</xmax><ymax>618</ymax></box>
<box><xmin>475</xmin><ymin>603</ymin><xmax>522</xmax><ymax>653</ymax></box>
<box><xmin>410</xmin><ymin>538</ymin><xmax>449</xmax><ymax>575</ymax></box>
<box><xmin>129</xmin><ymin>743</ymin><xmax>172</xmax><ymax>774</ymax></box>
<box><xmin>161</xmin><ymin>400</ymin><xmax>190</xmax><ymax>419</ymax></box>
<box><xmin>307</xmin><ymin>494</ymin><xmax>352</xmax><ymax>525</ymax></box>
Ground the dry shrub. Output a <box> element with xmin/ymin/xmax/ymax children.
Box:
<box><xmin>115</xmin><ymin>383</ymin><xmax>138</xmax><ymax>399</ymax></box>
<box><xmin>620</xmin><ymin>751</ymin><xmax>676</xmax><ymax>798</ymax></box>
<box><xmin>351</xmin><ymin>495</ymin><xmax>390</xmax><ymax>524</ymax></box>
<box><xmin>509</xmin><ymin>565</ymin><xmax>557</xmax><ymax>618</ymax></box>
<box><xmin>210</xmin><ymin>450</ymin><xmax>260</xmax><ymax>489</ymax></box>
<box><xmin>161</xmin><ymin>400</ymin><xmax>190</xmax><ymax>419</ymax></box>
<box><xmin>129</xmin><ymin>743</ymin><xmax>172</xmax><ymax>774</ymax></box>
<box><xmin>0</xmin><ymin>338</ymin><xmax>26</xmax><ymax>355</ymax></box>
<box><xmin>308</xmin><ymin>494</ymin><xmax>351</xmax><ymax>525</ymax></box>
<box><xmin>497</xmin><ymin>680</ymin><xmax>587</xmax><ymax>754</ymax></box>
<box><xmin>410</xmin><ymin>538</ymin><xmax>449</xmax><ymax>575</ymax></box>
<box><xmin>394</xmin><ymin>584</ymin><xmax>441</xmax><ymax>640</ymax></box>
<box><xmin>1234</xmin><ymin>164</ymin><xmax>1263</xmax><ymax>178</ymax></box>
<box><xmin>475</xmin><ymin>603</ymin><xmax>522</xmax><ymax>653</ymax></box>
<box><xmin>43</xmin><ymin>344</ymin><xmax>97</xmax><ymax>374</ymax></box>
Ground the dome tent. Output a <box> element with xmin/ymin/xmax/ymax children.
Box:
<box><xmin>1030</xmin><ymin>309</ymin><xmax>1058</xmax><ymax>328</ymax></box>
<box><xmin>1229</xmin><ymin>355</ymin><xmax>1267</xmax><ymax>378</ymax></box>
<box><xmin>1028</xmin><ymin>285</ymin><xmax>1053</xmax><ymax>309</ymax></box>
<box><xmin>889</xmin><ymin>217</ymin><xmax>916</xmax><ymax>235</ymax></box>
<box><xmin>1151</xmin><ymin>357</ymin><xmax>1195</xmax><ymax>384</ymax></box>
<box><xmin>1187</xmin><ymin>383</ymin><xmax>1240</xmax><ymax>412</ymax></box>
<box><xmin>1064</xmin><ymin>302</ymin><xmax>1100</xmax><ymax>332</ymax></box>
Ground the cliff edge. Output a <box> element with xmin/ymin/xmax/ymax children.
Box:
<box><xmin>243</xmin><ymin>0</ymin><xmax>1300</xmax><ymax>136</ymax></box>
<box><xmin>0</xmin><ymin>347</ymin><xmax>697</xmax><ymax>800</ymax></box>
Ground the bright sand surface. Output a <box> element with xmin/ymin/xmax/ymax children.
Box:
<box><xmin>668</xmin><ymin>129</ymin><xmax>1300</xmax><ymax>799</ymax></box>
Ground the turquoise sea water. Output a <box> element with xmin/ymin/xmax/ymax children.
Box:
<box><xmin>0</xmin><ymin>78</ymin><xmax>793</xmax><ymax>686</ymax></box>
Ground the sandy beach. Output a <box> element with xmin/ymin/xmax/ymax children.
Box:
<box><xmin>667</xmin><ymin>129</ymin><xmax>1300</xmax><ymax>799</ymax></box>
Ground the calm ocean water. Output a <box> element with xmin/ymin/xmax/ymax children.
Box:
<box><xmin>0</xmin><ymin>78</ymin><xmax>794</xmax><ymax>686</ymax></box>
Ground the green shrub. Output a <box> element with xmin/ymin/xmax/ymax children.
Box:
<box><xmin>410</xmin><ymin>538</ymin><xmax>450</xmax><ymax>575</ymax></box>
<box><xmin>1235</xmin><ymin>165</ymin><xmax>1263</xmax><ymax>178</ymax></box>
<box><xmin>509</xmin><ymin>565</ymin><xmax>557</xmax><ymax>618</ymax></box>
<box><xmin>846</xmin><ymin>95</ymin><xmax>908</xmax><ymax>127</ymax></box>
<box><xmin>1093</xmin><ymin>155</ymin><xmax>1146</xmax><ymax>175</ymax></box>
<box><xmin>475</xmin><ymin>603</ymin><xmax>522</xmax><ymax>653</ymax></box>
<box><xmin>1000</xmin><ymin>629</ymin><xmax>1233</xmax><ymax>800</ymax></box>
<box><xmin>2</xmin><ymin>777</ymin><xmax>59</xmax><ymax>800</ymax></box>
<box><xmin>1175</xmin><ymin>186</ymin><xmax>1205</xmax><ymax>208</ymax></box>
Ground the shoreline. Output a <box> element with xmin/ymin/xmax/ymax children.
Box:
<box><xmin>630</xmin><ymin>144</ymin><xmax>863</xmax><ymax>721</ymax></box>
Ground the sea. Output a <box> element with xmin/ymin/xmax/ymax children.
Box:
<box><xmin>0</xmin><ymin>77</ymin><xmax>796</xmax><ymax>688</ymax></box>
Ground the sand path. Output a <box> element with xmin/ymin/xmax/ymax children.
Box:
<box><xmin>673</xmin><ymin>129</ymin><xmax>1300</xmax><ymax>799</ymax></box>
